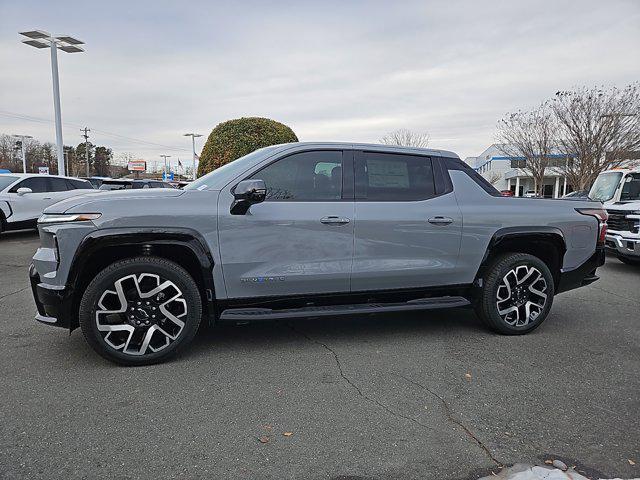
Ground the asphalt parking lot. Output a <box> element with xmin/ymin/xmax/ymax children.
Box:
<box><xmin>0</xmin><ymin>230</ymin><xmax>638</xmax><ymax>480</ymax></box>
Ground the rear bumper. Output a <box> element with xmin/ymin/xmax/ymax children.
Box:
<box><xmin>605</xmin><ymin>231</ymin><xmax>640</xmax><ymax>258</ymax></box>
<box><xmin>556</xmin><ymin>247</ymin><xmax>605</xmax><ymax>294</ymax></box>
<box><xmin>29</xmin><ymin>264</ymin><xmax>75</xmax><ymax>329</ymax></box>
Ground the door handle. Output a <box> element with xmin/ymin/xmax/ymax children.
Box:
<box><xmin>428</xmin><ymin>216</ymin><xmax>453</xmax><ymax>225</ymax></box>
<box><xmin>320</xmin><ymin>216</ymin><xmax>350</xmax><ymax>225</ymax></box>
<box><xmin>43</xmin><ymin>197</ymin><xmax>52</xmax><ymax>200</ymax></box>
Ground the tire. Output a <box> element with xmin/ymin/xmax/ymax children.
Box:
<box><xmin>617</xmin><ymin>255</ymin><xmax>640</xmax><ymax>266</ymax></box>
<box><xmin>475</xmin><ymin>253</ymin><xmax>555</xmax><ymax>335</ymax></box>
<box><xmin>79</xmin><ymin>256</ymin><xmax>202</xmax><ymax>366</ymax></box>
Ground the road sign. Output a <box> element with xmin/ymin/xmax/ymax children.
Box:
<box><xmin>128</xmin><ymin>160</ymin><xmax>146</xmax><ymax>172</ymax></box>
<box><xmin>162</xmin><ymin>171</ymin><xmax>174</xmax><ymax>181</ymax></box>
<box><xmin>38</xmin><ymin>166</ymin><xmax>50</xmax><ymax>175</ymax></box>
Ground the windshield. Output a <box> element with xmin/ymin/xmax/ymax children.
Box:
<box><xmin>620</xmin><ymin>173</ymin><xmax>640</xmax><ymax>202</ymax></box>
<box><xmin>185</xmin><ymin>145</ymin><xmax>282</xmax><ymax>191</ymax></box>
<box><xmin>0</xmin><ymin>176</ymin><xmax>18</xmax><ymax>191</ymax></box>
<box><xmin>589</xmin><ymin>172</ymin><xmax>623</xmax><ymax>202</ymax></box>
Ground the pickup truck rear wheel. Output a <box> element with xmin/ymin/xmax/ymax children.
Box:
<box><xmin>79</xmin><ymin>256</ymin><xmax>202</xmax><ymax>365</ymax></box>
<box><xmin>476</xmin><ymin>253</ymin><xmax>554</xmax><ymax>335</ymax></box>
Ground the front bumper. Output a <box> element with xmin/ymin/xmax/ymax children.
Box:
<box><xmin>556</xmin><ymin>247</ymin><xmax>605</xmax><ymax>294</ymax></box>
<box><xmin>29</xmin><ymin>264</ymin><xmax>75</xmax><ymax>329</ymax></box>
<box><xmin>605</xmin><ymin>231</ymin><xmax>640</xmax><ymax>258</ymax></box>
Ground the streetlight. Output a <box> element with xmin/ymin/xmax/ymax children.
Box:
<box><xmin>19</xmin><ymin>30</ymin><xmax>85</xmax><ymax>176</ymax></box>
<box><xmin>12</xmin><ymin>134</ymin><xmax>33</xmax><ymax>173</ymax></box>
<box><xmin>183</xmin><ymin>133</ymin><xmax>202</xmax><ymax>180</ymax></box>
<box><xmin>160</xmin><ymin>155</ymin><xmax>171</xmax><ymax>180</ymax></box>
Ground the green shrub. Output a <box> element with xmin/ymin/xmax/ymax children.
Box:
<box><xmin>197</xmin><ymin>117</ymin><xmax>298</xmax><ymax>177</ymax></box>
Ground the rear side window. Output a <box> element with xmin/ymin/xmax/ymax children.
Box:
<box><xmin>49</xmin><ymin>178</ymin><xmax>71</xmax><ymax>192</ymax></box>
<box><xmin>250</xmin><ymin>150</ymin><xmax>343</xmax><ymax>201</ymax></box>
<box><xmin>68</xmin><ymin>179</ymin><xmax>94</xmax><ymax>189</ymax></box>
<box><xmin>443</xmin><ymin>158</ymin><xmax>501</xmax><ymax>196</ymax></box>
<box><xmin>355</xmin><ymin>152</ymin><xmax>435</xmax><ymax>201</ymax></box>
<box><xmin>9</xmin><ymin>177</ymin><xmax>49</xmax><ymax>193</ymax></box>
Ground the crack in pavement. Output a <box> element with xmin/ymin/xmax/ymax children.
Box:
<box><xmin>0</xmin><ymin>286</ymin><xmax>30</xmax><ymax>301</ymax></box>
<box><xmin>395</xmin><ymin>373</ymin><xmax>503</xmax><ymax>468</ymax></box>
<box><xmin>285</xmin><ymin>322</ymin><xmax>437</xmax><ymax>432</ymax></box>
<box><xmin>590</xmin><ymin>285</ymin><xmax>639</xmax><ymax>305</ymax></box>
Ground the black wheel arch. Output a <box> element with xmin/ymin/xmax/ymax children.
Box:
<box><xmin>67</xmin><ymin>228</ymin><xmax>217</xmax><ymax>329</ymax></box>
<box><xmin>475</xmin><ymin>226</ymin><xmax>567</xmax><ymax>292</ymax></box>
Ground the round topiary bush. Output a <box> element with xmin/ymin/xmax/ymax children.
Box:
<box><xmin>197</xmin><ymin>117</ymin><xmax>298</xmax><ymax>177</ymax></box>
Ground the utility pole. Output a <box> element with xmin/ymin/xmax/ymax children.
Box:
<box><xmin>183</xmin><ymin>133</ymin><xmax>202</xmax><ymax>180</ymax></box>
<box><xmin>12</xmin><ymin>134</ymin><xmax>33</xmax><ymax>173</ymax></box>
<box><xmin>160</xmin><ymin>154</ymin><xmax>171</xmax><ymax>180</ymax></box>
<box><xmin>81</xmin><ymin>127</ymin><xmax>91</xmax><ymax>177</ymax></box>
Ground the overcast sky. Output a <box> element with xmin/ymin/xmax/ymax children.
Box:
<box><xmin>1</xmin><ymin>0</ymin><xmax>639</xmax><ymax>170</ymax></box>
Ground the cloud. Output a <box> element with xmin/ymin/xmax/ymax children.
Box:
<box><xmin>1</xmin><ymin>0</ymin><xmax>639</xmax><ymax>170</ymax></box>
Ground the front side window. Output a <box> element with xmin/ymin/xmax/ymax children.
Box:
<box><xmin>620</xmin><ymin>173</ymin><xmax>640</xmax><ymax>202</ymax></box>
<box><xmin>250</xmin><ymin>150</ymin><xmax>343</xmax><ymax>201</ymax></box>
<box><xmin>355</xmin><ymin>152</ymin><xmax>435</xmax><ymax>201</ymax></box>
<box><xmin>9</xmin><ymin>177</ymin><xmax>48</xmax><ymax>193</ymax></box>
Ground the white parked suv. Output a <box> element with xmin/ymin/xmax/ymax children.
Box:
<box><xmin>0</xmin><ymin>173</ymin><xmax>94</xmax><ymax>234</ymax></box>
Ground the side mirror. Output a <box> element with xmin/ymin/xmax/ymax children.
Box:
<box><xmin>231</xmin><ymin>179</ymin><xmax>266</xmax><ymax>215</ymax></box>
<box><xmin>16</xmin><ymin>187</ymin><xmax>33</xmax><ymax>196</ymax></box>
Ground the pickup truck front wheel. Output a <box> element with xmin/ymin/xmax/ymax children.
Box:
<box><xmin>79</xmin><ymin>256</ymin><xmax>202</xmax><ymax>365</ymax></box>
<box><xmin>476</xmin><ymin>253</ymin><xmax>554</xmax><ymax>335</ymax></box>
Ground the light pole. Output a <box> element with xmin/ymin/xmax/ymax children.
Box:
<box><xmin>160</xmin><ymin>155</ymin><xmax>171</xmax><ymax>180</ymax></box>
<box><xmin>183</xmin><ymin>133</ymin><xmax>203</xmax><ymax>180</ymax></box>
<box><xmin>20</xmin><ymin>30</ymin><xmax>85</xmax><ymax>176</ymax></box>
<box><xmin>12</xmin><ymin>134</ymin><xmax>33</xmax><ymax>173</ymax></box>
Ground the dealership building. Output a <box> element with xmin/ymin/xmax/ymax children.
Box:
<box><xmin>465</xmin><ymin>144</ymin><xmax>574</xmax><ymax>198</ymax></box>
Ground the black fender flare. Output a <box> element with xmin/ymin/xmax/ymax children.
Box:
<box><xmin>476</xmin><ymin>226</ymin><xmax>567</xmax><ymax>287</ymax></box>
<box><xmin>69</xmin><ymin>227</ymin><xmax>217</xmax><ymax>319</ymax></box>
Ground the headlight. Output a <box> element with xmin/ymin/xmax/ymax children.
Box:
<box><xmin>38</xmin><ymin>213</ymin><xmax>101</xmax><ymax>224</ymax></box>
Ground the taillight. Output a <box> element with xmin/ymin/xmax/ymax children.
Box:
<box><xmin>576</xmin><ymin>208</ymin><xmax>608</xmax><ymax>245</ymax></box>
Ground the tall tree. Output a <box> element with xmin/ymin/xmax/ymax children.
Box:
<box><xmin>93</xmin><ymin>146</ymin><xmax>113</xmax><ymax>176</ymax></box>
<box><xmin>496</xmin><ymin>103</ymin><xmax>556</xmax><ymax>195</ymax></box>
<box><xmin>380</xmin><ymin>128</ymin><xmax>430</xmax><ymax>148</ymax></box>
<box><xmin>552</xmin><ymin>83</ymin><xmax>640</xmax><ymax>190</ymax></box>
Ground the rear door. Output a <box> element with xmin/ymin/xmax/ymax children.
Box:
<box><xmin>46</xmin><ymin>177</ymin><xmax>88</xmax><ymax>205</ymax></box>
<box><xmin>352</xmin><ymin>151</ymin><xmax>462</xmax><ymax>291</ymax></box>
<box><xmin>217</xmin><ymin>149</ymin><xmax>355</xmax><ymax>299</ymax></box>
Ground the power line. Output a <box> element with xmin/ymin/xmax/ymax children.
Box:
<box><xmin>0</xmin><ymin>109</ymin><xmax>190</xmax><ymax>153</ymax></box>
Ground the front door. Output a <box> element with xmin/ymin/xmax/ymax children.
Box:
<box><xmin>217</xmin><ymin>149</ymin><xmax>355</xmax><ymax>299</ymax></box>
<box><xmin>352</xmin><ymin>151</ymin><xmax>462</xmax><ymax>291</ymax></box>
<box><xmin>8</xmin><ymin>177</ymin><xmax>53</xmax><ymax>222</ymax></box>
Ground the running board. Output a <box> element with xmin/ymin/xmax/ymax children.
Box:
<box><xmin>219</xmin><ymin>296</ymin><xmax>470</xmax><ymax>321</ymax></box>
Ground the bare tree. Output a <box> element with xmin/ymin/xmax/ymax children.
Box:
<box><xmin>487</xmin><ymin>171</ymin><xmax>502</xmax><ymax>186</ymax></box>
<box><xmin>380</xmin><ymin>128</ymin><xmax>430</xmax><ymax>148</ymax></box>
<box><xmin>552</xmin><ymin>83</ymin><xmax>640</xmax><ymax>190</ymax></box>
<box><xmin>496</xmin><ymin>103</ymin><xmax>556</xmax><ymax>196</ymax></box>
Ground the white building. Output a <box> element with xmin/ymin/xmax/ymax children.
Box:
<box><xmin>465</xmin><ymin>144</ymin><xmax>574</xmax><ymax>198</ymax></box>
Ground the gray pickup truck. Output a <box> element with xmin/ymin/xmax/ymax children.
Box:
<box><xmin>29</xmin><ymin>142</ymin><xmax>606</xmax><ymax>365</ymax></box>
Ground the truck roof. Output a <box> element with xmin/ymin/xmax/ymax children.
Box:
<box><xmin>269</xmin><ymin>142</ymin><xmax>460</xmax><ymax>159</ymax></box>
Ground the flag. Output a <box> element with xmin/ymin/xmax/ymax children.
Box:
<box><xmin>178</xmin><ymin>159</ymin><xmax>183</xmax><ymax>168</ymax></box>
